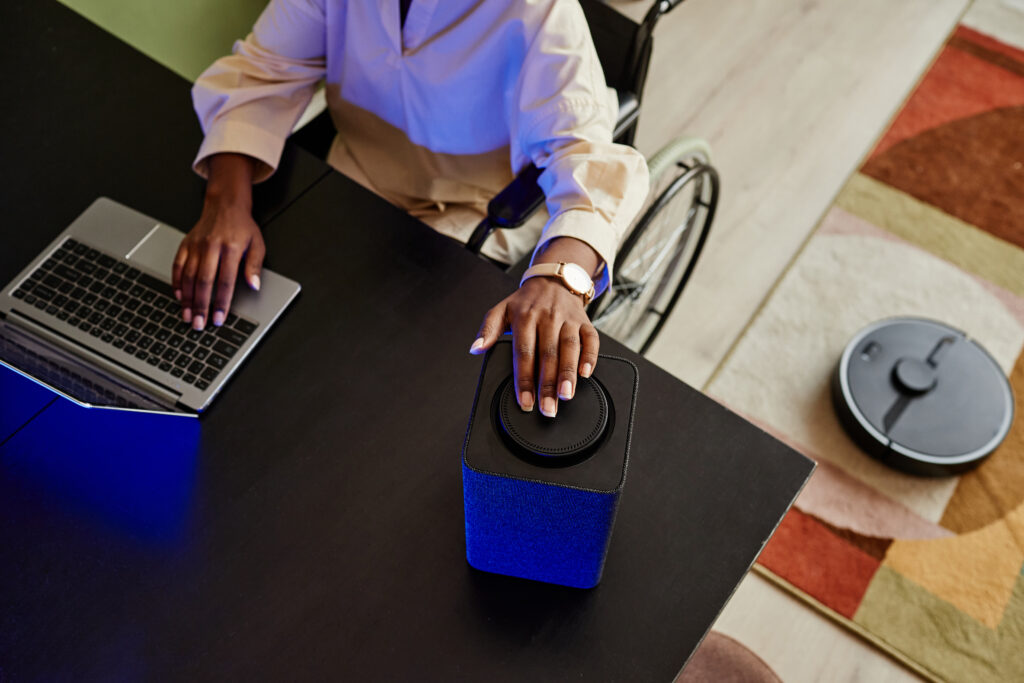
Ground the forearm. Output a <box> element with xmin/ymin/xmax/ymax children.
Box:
<box><xmin>204</xmin><ymin>153</ymin><xmax>257</xmax><ymax>211</ymax></box>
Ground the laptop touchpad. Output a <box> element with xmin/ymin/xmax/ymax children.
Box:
<box><xmin>126</xmin><ymin>224</ymin><xmax>186</xmax><ymax>280</ymax></box>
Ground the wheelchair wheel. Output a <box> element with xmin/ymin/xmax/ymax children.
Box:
<box><xmin>589</xmin><ymin>137</ymin><xmax>719</xmax><ymax>355</ymax></box>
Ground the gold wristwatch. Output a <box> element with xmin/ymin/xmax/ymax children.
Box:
<box><xmin>519</xmin><ymin>262</ymin><xmax>596</xmax><ymax>305</ymax></box>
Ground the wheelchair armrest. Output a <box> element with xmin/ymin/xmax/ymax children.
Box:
<box><xmin>487</xmin><ymin>163</ymin><xmax>545</xmax><ymax>229</ymax></box>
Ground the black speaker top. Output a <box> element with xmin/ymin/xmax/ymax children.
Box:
<box><xmin>832</xmin><ymin>317</ymin><xmax>1014</xmax><ymax>476</ymax></box>
<box><xmin>496</xmin><ymin>375</ymin><xmax>610</xmax><ymax>463</ymax></box>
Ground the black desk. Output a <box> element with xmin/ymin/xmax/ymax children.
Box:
<box><xmin>0</xmin><ymin>2</ymin><xmax>814</xmax><ymax>680</ymax></box>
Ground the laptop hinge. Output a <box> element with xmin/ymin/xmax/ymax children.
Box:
<box><xmin>6</xmin><ymin>309</ymin><xmax>182</xmax><ymax>410</ymax></box>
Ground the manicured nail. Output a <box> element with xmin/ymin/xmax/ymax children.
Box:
<box><xmin>559</xmin><ymin>380</ymin><xmax>573</xmax><ymax>400</ymax></box>
<box><xmin>580</xmin><ymin>363</ymin><xmax>593</xmax><ymax>378</ymax></box>
<box><xmin>249</xmin><ymin>274</ymin><xmax>261</xmax><ymax>291</ymax></box>
<box><xmin>174</xmin><ymin>289</ymin><xmax>181</xmax><ymax>301</ymax></box>
<box><xmin>540</xmin><ymin>397</ymin><xmax>557</xmax><ymax>418</ymax></box>
<box><xmin>469</xmin><ymin>338</ymin><xmax>485</xmax><ymax>355</ymax></box>
<box><xmin>212</xmin><ymin>310</ymin><xmax>225</xmax><ymax>327</ymax></box>
<box><xmin>520</xmin><ymin>391</ymin><xmax>534</xmax><ymax>412</ymax></box>
<box><xmin>182</xmin><ymin>307</ymin><xmax>192</xmax><ymax>323</ymax></box>
<box><xmin>193</xmin><ymin>315</ymin><xmax>205</xmax><ymax>331</ymax></box>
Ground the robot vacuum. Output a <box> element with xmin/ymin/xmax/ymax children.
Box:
<box><xmin>832</xmin><ymin>317</ymin><xmax>1014</xmax><ymax>476</ymax></box>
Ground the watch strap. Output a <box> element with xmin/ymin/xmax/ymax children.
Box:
<box><xmin>520</xmin><ymin>262</ymin><xmax>596</xmax><ymax>304</ymax></box>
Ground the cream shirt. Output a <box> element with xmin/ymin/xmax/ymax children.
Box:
<box><xmin>192</xmin><ymin>0</ymin><xmax>649</xmax><ymax>291</ymax></box>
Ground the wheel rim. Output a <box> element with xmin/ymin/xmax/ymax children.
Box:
<box><xmin>592</xmin><ymin>159</ymin><xmax>719</xmax><ymax>353</ymax></box>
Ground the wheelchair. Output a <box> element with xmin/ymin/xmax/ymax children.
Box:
<box><xmin>293</xmin><ymin>0</ymin><xmax>719</xmax><ymax>356</ymax></box>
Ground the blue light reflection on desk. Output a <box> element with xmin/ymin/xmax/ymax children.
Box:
<box><xmin>1</xmin><ymin>395</ymin><xmax>200</xmax><ymax>544</ymax></box>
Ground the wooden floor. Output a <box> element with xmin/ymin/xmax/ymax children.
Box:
<box><xmin>611</xmin><ymin>0</ymin><xmax>970</xmax><ymax>680</ymax></box>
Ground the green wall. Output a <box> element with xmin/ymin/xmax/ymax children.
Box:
<box><xmin>58</xmin><ymin>0</ymin><xmax>268</xmax><ymax>81</ymax></box>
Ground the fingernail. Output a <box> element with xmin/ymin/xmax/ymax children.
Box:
<box><xmin>174</xmin><ymin>289</ymin><xmax>181</xmax><ymax>301</ymax></box>
<box><xmin>182</xmin><ymin>307</ymin><xmax>192</xmax><ymax>323</ymax></box>
<box><xmin>193</xmin><ymin>315</ymin><xmax>205</xmax><ymax>331</ymax></box>
<box><xmin>559</xmin><ymin>380</ymin><xmax>573</xmax><ymax>400</ymax></box>
<box><xmin>469</xmin><ymin>338</ymin><xmax>485</xmax><ymax>355</ymax></box>
<box><xmin>212</xmin><ymin>310</ymin><xmax>225</xmax><ymax>327</ymax></box>
<box><xmin>581</xmin><ymin>363</ymin><xmax>593</xmax><ymax>378</ymax></box>
<box><xmin>520</xmin><ymin>391</ymin><xmax>534</xmax><ymax>412</ymax></box>
<box><xmin>540</xmin><ymin>397</ymin><xmax>557</xmax><ymax>418</ymax></box>
<box><xmin>249</xmin><ymin>274</ymin><xmax>261</xmax><ymax>291</ymax></box>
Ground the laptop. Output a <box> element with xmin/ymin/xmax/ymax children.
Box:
<box><xmin>0</xmin><ymin>197</ymin><xmax>300</xmax><ymax>416</ymax></box>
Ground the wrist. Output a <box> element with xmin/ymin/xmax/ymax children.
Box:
<box><xmin>204</xmin><ymin>153</ymin><xmax>255</xmax><ymax>212</ymax></box>
<box><xmin>532</xmin><ymin>237</ymin><xmax>603</xmax><ymax>280</ymax></box>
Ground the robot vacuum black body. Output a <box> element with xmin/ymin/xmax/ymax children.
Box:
<box><xmin>832</xmin><ymin>317</ymin><xmax>1014</xmax><ymax>476</ymax></box>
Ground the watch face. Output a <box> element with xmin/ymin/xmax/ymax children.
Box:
<box><xmin>562</xmin><ymin>263</ymin><xmax>592</xmax><ymax>293</ymax></box>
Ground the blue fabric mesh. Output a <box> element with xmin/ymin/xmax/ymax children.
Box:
<box><xmin>463</xmin><ymin>461</ymin><xmax>620</xmax><ymax>589</ymax></box>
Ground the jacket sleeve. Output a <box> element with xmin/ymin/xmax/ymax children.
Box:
<box><xmin>192</xmin><ymin>0</ymin><xmax>327</xmax><ymax>182</ymax></box>
<box><xmin>508</xmin><ymin>0</ymin><xmax>650</xmax><ymax>296</ymax></box>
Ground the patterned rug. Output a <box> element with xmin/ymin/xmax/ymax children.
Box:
<box><xmin>706</xmin><ymin>4</ymin><xmax>1024</xmax><ymax>681</ymax></box>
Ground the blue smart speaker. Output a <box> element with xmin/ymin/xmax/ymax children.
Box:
<box><xmin>462</xmin><ymin>339</ymin><xmax>638</xmax><ymax>588</ymax></box>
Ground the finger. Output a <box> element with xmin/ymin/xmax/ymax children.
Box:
<box><xmin>179</xmin><ymin>247</ymin><xmax>202</xmax><ymax>325</ymax></box>
<box><xmin>579</xmin><ymin>322</ymin><xmax>600</xmax><ymax>378</ymax></box>
<box><xmin>537</xmin><ymin>316</ymin><xmax>561</xmax><ymax>418</ymax></box>
<box><xmin>512</xmin><ymin>311</ymin><xmax>537</xmax><ymax>413</ymax></box>
<box><xmin>190</xmin><ymin>242</ymin><xmax>222</xmax><ymax>331</ymax></box>
<box><xmin>210</xmin><ymin>244</ymin><xmax>241</xmax><ymax>327</ymax></box>
<box><xmin>243</xmin><ymin>232</ymin><xmax>265</xmax><ymax>292</ymax></box>
<box><xmin>470</xmin><ymin>302</ymin><xmax>508</xmax><ymax>355</ymax></box>
<box><xmin>171</xmin><ymin>240</ymin><xmax>190</xmax><ymax>299</ymax></box>
<box><xmin>557</xmin><ymin>322</ymin><xmax>582</xmax><ymax>401</ymax></box>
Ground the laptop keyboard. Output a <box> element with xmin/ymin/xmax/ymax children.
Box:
<box><xmin>9</xmin><ymin>237</ymin><xmax>258</xmax><ymax>393</ymax></box>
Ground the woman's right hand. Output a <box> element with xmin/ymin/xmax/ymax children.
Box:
<box><xmin>172</xmin><ymin>153</ymin><xmax>265</xmax><ymax>331</ymax></box>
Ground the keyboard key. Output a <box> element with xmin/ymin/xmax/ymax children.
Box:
<box><xmin>194</xmin><ymin>348</ymin><xmax>209</xmax><ymax>361</ymax></box>
<box><xmin>42</xmin><ymin>274</ymin><xmax>62</xmax><ymax>288</ymax></box>
<box><xmin>171</xmin><ymin>367</ymin><xmax>184</xmax><ymax>378</ymax></box>
<box><xmin>181</xmin><ymin>341</ymin><xmax>197</xmax><ymax>355</ymax></box>
<box><xmin>201</xmin><ymin>366</ymin><xmax>220</xmax><ymax>382</ymax></box>
<box><xmin>12</xmin><ymin>289</ymin><xmax>25</xmax><ymax>299</ymax></box>
<box><xmin>195</xmin><ymin>379</ymin><xmax>210</xmax><ymax>391</ymax></box>
<box><xmin>33</xmin><ymin>284</ymin><xmax>56</xmax><ymax>301</ymax></box>
<box><xmin>207</xmin><ymin>353</ymin><xmax>228</xmax><ymax>369</ymax></box>
<box><xmin>79</xmin><ymin>276</ymin><xmax>95</xmax><ymax>290</ymax></box>
<box><xmin>136</xmin><ymin>272</ymin><xmax>174</xmax><ymax>297</ymax></box>
<box><xmin>165</xmin><ymin>301</ymin><xmax>181</xmax><ymax>316</ymax></box>
<box><xmin>42</xmin><ymin>257</ymin><xmax>60</xmax><ymax>270</ymax></box>
<box><xmin>162</xmin><ymin>348</ymin><xmax>178</xmax><ymax>362</ymax></box>
<box><xmin>130</xmin><ymin>285</ymin><xmax>145</xmax><ymax>298</ymax></box>
<box><xmin>125</xmin><ymin>267</ymin><xmax>141</xmax><ymax>280</ymax></box>
<box><xmin>125</xmin><ymin>330</ymin><xmax>140</xmax><ymax>343</ymax></box>
<box><xmin>175</xmin><ymin>355</ymin><xmax>190</xmax><ymax>368</ymax></box>
<box><xmin>234</xmin><ymin>318</ymin><xmax>258</xmax><ymax>335</ymax></box>
<box><xmin>57</xmin><ymin>311</ymin><xmax>69</xmax><ymax>321</ymax></box>
<box><xmin>151</xmin><ymin>342</ymin><xmax>166</xmax><ymax>355</ymax></box>
<box><xmin>138</xmin><ymin>304</ymin><xmax>153</xmax><ymax>318</ymax></box>
<box><xmin>112</xmin><ymin>262</ymin><xmax>127</xmax><ymax>274</ymax></box>
<box><xmin>73</xmin><ymin>242</ymin><xmax>88</xmax><ymax>255</ymax></box>
<box><xmin>225</xmin><ymin>312</ymin><xmax>238</xmax><ymax>327</ymax></box>
<box><xmin>101</xmin><ymin>286</ymin><xmax>117</xmax><ymax>299</ymax></box>
<box><xmin>149</xmin><ymin>311</ymin><xmax>165</xmax><ymax>324</ymax></box>
<box><xmin>106</xmin><ymin>305</ymin><xmax>121</xmax><ymax>318</ymax></box>
<box><xmin>113</xmin><ymin>338</ymin><xmax>125</xmax><ymax>349</ymax></box>
<box><xmin>63</xmin><ymin>237</ymin><xmax>80</xmax><ymax>249</ymax></box>
<box><xmin>155</xmin><ymin>328</ymin><xmax>171</xmax><ymax>342</ymax></box>
<box><xmin>71</xmin><ymin>286</ymin><xmax>86</xmax><ymax>300</ymax></box>
<box><xmin>101</xmin><ymin>333</ymin><xmax>114</xmax><ymax>343</ymax></box>
<box><xmin>135</xmin><ymin>350</ymin><xmax>148</xmax><ymax>361</ymax></box>
<box><xmin>105</xmin><ymin>273</ymin><xmax>122</xmax><ymax>287</ymax></box>
<box><xmin>27</xmin><ymin>269</ymin><xmax>43</xmax><ymax>281</ymax></box>
<box><xmin>113</xmin><ymin>292</ymin><xmax>128</xmax><ymax>305</ymax></box>
<box><xmin>88</xmin><ymin>312</ymin><xmax>103</xmax><ymax>325</ymax></box>
<box><xmin>168</xmin><ymin>335</ymin><xmax>183</xmax><ymax>348</ymax></box>
<box><xmin>124</xmin><ymin>344</ymin><xmax>136</xmax><ymax>355</ymax></box>
<box><xmin>146</xmin><ymin>356</ymin><xmax>160</xmax><ymax>367</ymax></box>
<box><xmin>85</xmin><ymin>248</ymin><xmax>100</xmax><ymax>261</ymax></box>
<box><xmin>216</xmin><ymin>326</ymin><xmax>247</xmax><ymax>346</ymax></box>
<box><xmin>97</xmin><ymin>254</ymin><xmax>115</xmax><ymax>268</ymax></box>
<box><xmin>34</xmin><ymin>299</ymin><xmax>47</xmax><ymax>310</ymax></box>
<box><xmin>188</xmin><ymin>360</ymin><xmax>204</xmax><ymax>375</ymax></box>
<box><xmin>200</xmin><ymin>333</ymin><xmax>216</xmax><ymax>348</ymax></box>
<box><xmin>116</xmin><ymin>279</ymin><xmax>132</xmax><ymax>292</ymax></box>
<box><xmin>82</xmin><ymin>294</ymin><xmax>98</xmax><ymax>308</ymax></box>
<box><xmin>183</xmin><ymin>373</ymin><xmax>197</xmax><ymax>384</ymax></box>
<box><xmin>138</xmin><ymin>337</ymin><xmax>153</xmax><ymax>350</ymax></box>
<box><xmin>100</xmin><ymin>317</ymin><xmax>116</xmax><ymax>331</ymax></box>
<box><xmin>54</xmin><ymin>247</ymin><xmax>69</xmax><ymax>260</ymax></box>
<box><xmin>78</xmin><ymin>322</ymin><xmax>91</xmax><ymax>332</ymax></box>
<box><xmin>131</xmin><ymin>315</ymin><xmax>146</xmax><ymax>329</ymax></box>
<box><xmin>75</xmin><ymin>260</ymin><xmax>97</xmax><ymax>275</ymax></box>
<box><xmin>212</xmin><ymin>341</ymin><xmax>237</xmax><ymax>359</ymax></box>
<box><xmin>46</xmin><ymin>304</ymin><xmax>59</xmax><ymax>315</ymax></box>
<box><xmin>186</xmin><ymin>329</ymin><xmax>203</xmax><ymax>341</ymax></box>
<box><xmin>58</xmin><ymin>281</ymin><xmax>74</xmax><ymax>294</ymax></box>
<box><xmin>153</xmin><ymin>297</ymin><xmax>170</xmax><ymax>311</ymax></box>
<box><xmin>54</xmin><ymin>264</ymin><xmax>80</xmax><ymax>282</ymax></box>
<box><xmin>94</xmin><ymin>268</ymin><xmax>110</xmax><ymax>282</ymax></box>
<box><xmin>89</xmin><ymin>327</ymin><xmax>102</xmax><ymax>338</ymax></box>
<box><xmin>141</xmin><ymin>290</ymin><xmax>156</xmax><ymax>303</ymax></box>
<box><xmin>125</xmin><ymin>299</ymin><xmax>140</xmax><ymax>311</ymax></box>
<box><xmin>68</xmin><ymin>316</ymin><xmax>80</xmax><ymax>326</ymax></box>
<box><xmin>113</xmin><ymin>323</ymin><xmax>128</xmax><ymax>336</ymax></box>
<box><xmin>143</xmin><ymin>322</ymin><xmax>159</xmax><ymax>336</ymax></box>
<box><xmin>24</xmin><ymin>294</ymin><xmax>37</xmax><ymax>305</ymax></box>
<box><xmin>95</xmin><ymin>299</ymin><xmax>109</xmax><ymax>312</ymax></box>
<box><xmin>89</xmin><ymin>280</ymin><xmax>105</xmax><ymax>294</ymax></box>
<box><xmin>78</xmin><ymin>307</ymin><xmax>92</xmax><ymax>320</ymax></box>
<box><xmin>174</xmin><ymin>321</ymin><xmax>191</xmax><ymax>335</ymax></box>
<box><xmin>53</xmin><ymin>294</ymin><xmax>68</xmax><ymax>306</ymax></box>
<box><xmin>118</xmin><ymin>311</ymin><xmax>134</xmax><ymax>323</ymax></box>
<box><xmin>159</xmin><ymin>361</ymin><xmax>172</xmax><ymax>372</ymax></box>
<box><xmin>161</xmin><ymin>316</ymin><xmax>178</xmax><ymax>329</ymax></box>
